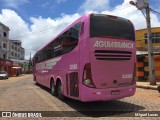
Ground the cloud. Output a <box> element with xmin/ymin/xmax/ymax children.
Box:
<box><xmin>2</xmin><ymin>0</ymin><xmax>29</xmax><ymax>9</ymax></box>
<box><xmin>41</xmin><ymin>2</ymin><xmax>50</xmax><ymax>8</ymax></box>
<box><xmin>79</xmin><ymin>0</ymin><xmax>110</xmax><ymax>12</ymax></box>
<box><xmin>101</xmin><ymin>3</ymin><xmax>146</xmax><ymax>30</ymax></box>
<box><xmin>0</xmin><ymin>9</ymin><xmax>80</xmax><ymax>59</ymax></box>
<box><xmin>56</xmin><ymin>0</ymin><xmax>67</xmax><ymax>4</ymax></box>
<box><xmin>29</xmin><ymin>13</ymin><xmax>80</xmax><ymax>52</ymax></box>
<box><xmin>41</xmin><ymin>0</ymin><xmax>67</xmax><ymax>11</ymax></box>
<box><xmin>0</xmin><ymin>0</ymin><xmax>160</xmax><ymax>59</ymax></box>
<box><xmin>0</xmin><ymin>9</ymin><xmax>30</xmax><ymax>42</ymax></box>
<box><xmin>80</xmin><ymin>0</ymin><xmax>160</xmax><ymax>30</ymax></box>
<box><xmin>41</xmin><ymin>0</ymin><xmax>67</xmax><ymax>9</ymax></box>
<box><xmin>0</xmin><ymin>9</ymin><xmax>31</xmax><ymax>59</ymax></box>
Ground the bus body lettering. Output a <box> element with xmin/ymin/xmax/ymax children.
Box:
<box><xmin>93</xmin><ymin>41</ymin><xmax>133</xmax><ymax>49</ymax></box>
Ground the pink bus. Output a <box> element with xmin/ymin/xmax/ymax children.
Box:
<box><xmin>33</xmin><ymin>14</ymin><xmax>136</xmax><ymax>102</ymax></box>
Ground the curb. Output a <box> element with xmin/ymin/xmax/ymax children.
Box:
<box><xmin>136</xmin><ymin>85</ymin><xmax>158</xmax><ymax>90</ymax></box>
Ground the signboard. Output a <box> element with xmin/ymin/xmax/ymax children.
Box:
<box><xmin>0</xmin><ymin>60</ymin><xmax>13</xmax><ymax>66</ymax></box>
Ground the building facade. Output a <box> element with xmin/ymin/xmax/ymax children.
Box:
<box><xmin>0</xmin><ymin>22</ymin><xmax>25</xmax><ymax>76</ymax></box>
<box><xmin>0</xmin><ymin>22</ymin><xmax>10</xmax><ymax>59</ymax></box>
<box><xmin>136</xmin><ymin>27</ymin><xmax>160</xmax><ymax>82</ymax></box>
<box><xmin>0</xmin><ymin>22</ymin><xmax>13</xmax><ymax>75</ymax></box>
<box><xmin>9</xmin><ymin>40</ymin><xmax>25</xmax><ymax>60</ymax></box>
<box><xmin>136</xmin><ymin>27</ymin><xmax>160</xmax><ymax>51</ymax></box>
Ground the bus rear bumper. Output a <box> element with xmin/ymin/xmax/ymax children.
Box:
<box><xmin>80</xmin><ymin>84</ymin><xmax>136</xmax><ymax>102</ymax></box>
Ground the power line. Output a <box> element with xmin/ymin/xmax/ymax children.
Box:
<box><xmin>140</xmin><ymin>10</ymin><xmax>146</xmax><ymax>19</ymax></box>
<box><xmin>103</xmin><ymin>4</ymin><xmax>131</xmax><ymax>13</ymax></box>
<box><xmin>10</xmin><ymin>4</ymin><xmax>133</xmax><ymax>40</ymax></box>
<box><xmin>112</xmin><ymin>4</ymin><xmax>131</xmax><ymax>13</ymax></box>
<box><xmin>150</xmin><ymin>8</ymin><xmax>160</xmax><ymax>15</ymax></box>
<box><xmin>11</xmin><ymin>23</ymin><xmax>68</xmax><ymax>39</ymax></box>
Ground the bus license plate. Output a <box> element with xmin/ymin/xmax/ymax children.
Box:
<box><xmin>111</xmin><ymin>90</ymin><xmax>120</xmax><ymax>95</ymax></box>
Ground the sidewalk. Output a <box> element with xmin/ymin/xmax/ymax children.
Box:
<box><xmin>136</xmin><ymin>81</ymin><xmax>160</xmax><ymax>90</ymax></box>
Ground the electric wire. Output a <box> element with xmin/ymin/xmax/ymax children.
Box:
<box><xmin>10</xmin><ymin>4</ymin><xmax>133</xmax><ymax>40</ymax></box>
<box><xmin>11</xmin><ymin>23</ymin><xmax>68</xmax><ymax>39</ymax></box>
<box><xmin>140</xmin><ymin>10</ymin><xmax>146</xmax><ymax>19</ymax></box>
<box><xmin>150</xmin><ymin>8</ymin><xmax>160</xmax><ymax>15</ymax></box>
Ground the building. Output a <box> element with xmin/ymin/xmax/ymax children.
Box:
<box><xmin>0</xmin><ymin>22</ymin><xmax>13</xmax><ymax>75</ymax></box>
<box><xmin>0</xmin><ymin>22</ymin><xmax>26</xmax><ymax>76</ymax></box>
<box><xmin>8</xmin><ymin>40</ymin><xmax>25</xmax><ymax>75</ymax></box>
<box><xmin>136</xmin><ymin>27</ymin><xmax>160</xmax><ymax>82</ymax></box>
<box><xmin>9</xmin><ymin>40</ymin><xmax>25</xmax><ymax>60</ymax></box>
<box><xmin>0</xmin><ymin>22</ymin><xmax>25</xmax><ymax>61</ymax></box>
<box><xmin>136</xmin><ymin>27</ymin><xmax>160</xmax><ymax>51</ymax></box>
<box><xmin>0</xmin><ymin>22</ymin><xmax>10</xmax><ymax>59</ymax></box>
<box><xmin>0</xmin><ymin>59</ymin><xmax>13</xmax><ymax>75</ymax></box>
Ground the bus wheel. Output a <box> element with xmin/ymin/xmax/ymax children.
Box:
<box><xmin>35</xmin><ymin>81</ymin><xmax>38</xmax><ymax>85</ymax></box>
<box><xmin>34</xmin><ymin>76</ymin><xmax>38</xmax><ymax>85</ymax></box>
<box><xmin>57</xmin><ymin>82</ymin><xmax>65</xmax><ymax>100</ymax></box>
<box><xmin>51</xmin><ymin>80</ymin><xmax>57</xmax><ymax>96</ymax></box>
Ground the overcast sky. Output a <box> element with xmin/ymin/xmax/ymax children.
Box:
<box><xmin>0</xmin><ymin>0</ymin><xmax>160</xmax><ymax>59</ymax></box>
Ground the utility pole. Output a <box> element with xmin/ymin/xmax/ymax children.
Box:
<box><xmin>130</xmin><ymin>0</ymin><xmax>156</xmax><ymax>85</ymax></box>
<box><xmin>145</xmin><ymin>4</ymin><xmax>156</xmax><ymax>85</ymax></box>
<box><xmin>28</xmin><ymin>52</ymin><xmax>32</xmax><ymax>74</ymax></box>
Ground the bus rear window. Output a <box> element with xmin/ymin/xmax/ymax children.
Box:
<box><xmin>90</xmin><ymin>14</ymin><xmax>135</xmax><ymax>41</ymax></box>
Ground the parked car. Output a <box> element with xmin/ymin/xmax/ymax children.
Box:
<box><xmin>0</xmin><ymin>71</ymin><xmax>8</xmax><ymax>79</ymax></box>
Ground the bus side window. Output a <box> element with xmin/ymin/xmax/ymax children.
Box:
<box><xmin>46</xmin><ymin>50</ymin><xmax>52</xmax><ymax>59</ymax></box>
<box><xmin>35</xmin><ymin>57</ymin><xmax>38</xmax><ymax>63</ymax></box>
<box><xmin>62</xmin><ymin>22</ymin><xmax>81</xmax><ymax>51</ymax></box>
<box><xmin>38</xmin><ymin>22</ymin><xmax>82</xmax><ymax>60</ymax></box>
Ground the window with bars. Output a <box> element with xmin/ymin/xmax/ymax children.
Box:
<box><xmin>144</xmin><ymin>32</ymin><xmax>160</xmax><ymax>44</ymax></box>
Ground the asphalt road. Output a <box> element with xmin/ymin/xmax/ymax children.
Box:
<box><xmin>0</xmin><ymin>74</ymin><xmax>160</xmax><ymax>120</ymax></box>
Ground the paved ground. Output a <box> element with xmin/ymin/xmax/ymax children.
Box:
<box><xmin>0</xmin><ymin>75</ymin><xmax>160</xmax><ymax>120</ymax></box>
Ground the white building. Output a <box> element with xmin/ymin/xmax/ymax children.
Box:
<box><xmin>9</xmin><ymin>40</ymin><xmax>25</xmax><ymax>60</ymax></box>
<box><xmin>0</xmin><ymin>22</ymin><xmax>25</xmax><ymax>60</ymax></box>
<box><xmin>0</xmin><ymin>22</ymin><xmax>10</xmax><ymax>59</ymax></box>
<box><xmin>0</xmin><ymin>21</ymin><xmax>27</xmax><ymax>75</ymax></box>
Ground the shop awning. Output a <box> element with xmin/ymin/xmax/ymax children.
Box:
<box><xmin>12</xmin><ymin>66</ymin><xmax>22</xmax><ymax>69</ymax></box>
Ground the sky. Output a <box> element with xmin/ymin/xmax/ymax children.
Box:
<box><xmin>0</xmin><ymin>0</ymin><xmax>160</xmax><ymax>59</ymax></box>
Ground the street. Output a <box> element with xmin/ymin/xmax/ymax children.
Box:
<box><xmin>0</xmin><ymin>75</ymin><xmax>160</xmax><ymax>120</ymax></box>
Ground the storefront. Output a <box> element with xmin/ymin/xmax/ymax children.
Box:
<box><xmin>12</xmin><ymin>65</ymin><xmax>22</xmax><ymax>76</ymax></box>
<box><xmin>0</xmin><ymin>59</ymin><xmax>13</xmax><ymax>76</ymax></box>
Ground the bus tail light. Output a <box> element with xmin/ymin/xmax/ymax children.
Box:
<box><xmin>131</xmin><ymin>62</ymin><xmax>136</xmax><ymax>85</ymax></box>
<box><xmin>83</xmin><ymin>63</ymin><xmax>95</xmax><ymax>88</ymax></box>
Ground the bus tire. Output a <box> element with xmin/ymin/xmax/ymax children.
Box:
<box><xmin>57</xmin><ymin>82</ymin><xmax>65</xmax><ymax>100</ymax></box>
<box><xmin>35</xmin><ymin>81</ymin><xmax>38</xmax><ymax>85</ymax></box>
<box><xmin>34</xmin><ymin>75</ymin><xmax>38</xmax><ymax>85</ymax></box>
<box><xmin>51</xmin><ymin>80</ymin><xmax>58</xmax><ymax>96</ymax></box>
